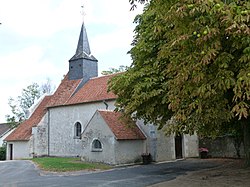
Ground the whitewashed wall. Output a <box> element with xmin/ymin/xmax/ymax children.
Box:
<box><xmin>7</xmin><ymin>97</ymin><xmax>198</xmax><ymax>162</ymax></box>
<box><xmin>137</xmin><ymin>120</ymin><xmax>198</xmax><ymax>161</ymax></box>
<box><xmin>137</xmin><ymin>121</ymin><xmax>175</xmax><ymax>162</ymax></box>
<box><xmin>32</xmin><ymin>113</ymin><xmax>49</xmax><ymax>156</ymax></box>
<box><xmin>183</xmin><ymin>134</ymin><xmax>199</xmax><ymax>158</ymax></box>
<box><xmin>81</xmin><ymin>111</ymin><xmax>116</xmax><ymax>164</ymax></box>
<box><xmin>155</xmin><ymin>131</ymin><xmax>175</xmax><ymax>161</ymax></box>
<box><xmin>81</xmin><ymin>111</ymin><xmax>146</xmax><ymax>165</ymax></box>
<box><xmin>6</xmin><ymin>141</ymin><xmax>32</xmax><ymax>160</ymax></box>
<box><xmin>48</xmin><ymin>100</ymin><xmax>115</xmax><ymax>157</ymax></box>
<box><xmin>114</xmin><ymin>140</ymin><xmax>145</xmax><ymax>165</ymax></box>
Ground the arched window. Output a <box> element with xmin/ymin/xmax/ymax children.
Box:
<box><xmin>92</xmin><ymin>139</ymin><xmax>102</xmax><ymax>152</ymax></box>
<box><xmin>74</xmin><ymin>122</ymin><xmax>82</xmax><ymax>139</ymax></box>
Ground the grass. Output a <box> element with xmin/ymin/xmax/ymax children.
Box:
<box><xmin>32</xmin><ymin>157</ymin><xmax>111</xmax><ymax>172</ymax></box>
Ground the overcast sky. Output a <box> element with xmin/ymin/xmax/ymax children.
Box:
<box><xmin>0</xmin><ymin>0</ymin><xmax>143</xmax><ymax>122</ymax></box>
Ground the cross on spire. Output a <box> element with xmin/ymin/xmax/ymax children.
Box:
<box><xmin>81</xmin><ymin>2</ymin><xmax>86</xmax><ymax>23</ymax></box>
<box><xmin>69</xmin><ymin>2</ymin><xmax>97</xmax><ymax>61</ymax></box>
<box><xmin>68</xmin><ymin>0</ymin><xmax>98</xmax><ymax>81</ymax></box>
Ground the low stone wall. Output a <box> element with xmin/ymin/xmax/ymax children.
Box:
<box><xmin>199</xmin><ymin>136</ymin><xmax>245</xmax><ymax>158</ymax></box>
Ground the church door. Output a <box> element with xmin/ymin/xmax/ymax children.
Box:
<box><xmin>9</xmin><ymin>144</ymin><xmax>13</xmax><ymax>160</ymax></box>
<box><xmin>175</xmin><ymin>135</ymin><xmax>183</xmax><ymax>159</ymax></box>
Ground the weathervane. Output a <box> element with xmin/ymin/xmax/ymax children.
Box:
<box><xmin>81</xmin><ymin>2</ymin><xmax>86</xmax><ymax>23</ymax></box>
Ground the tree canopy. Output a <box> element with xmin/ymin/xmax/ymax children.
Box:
<box><xmin>110</xmin><ymin>0</ymin><xmax>250</xmax><ymax>162</ymax></box>
<box><xmin>6</xmin><ymin>83</ymin><xmax>41</xmax><ymax>125</ymax></box>
<box><xmin>6</xmin><ymin>80</ymin><xmax>55</xmax><ymax>126</ymax></box>
<box><xmin>129</xmin><ymin>0</ymin><xmax>148</xmax><ymax>10</ymax></box>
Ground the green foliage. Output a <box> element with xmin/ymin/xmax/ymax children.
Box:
<box><xmin>5</xmin><ymin>79</ymin><xmax>55</xmax><ymax>126</ymax></box>
<box><xmin>0</xmin><ymin>146</ymin><xmax>6</xmax><ymax>160</ymax></box>
<box><xmin>129</xmin><ymin>0</ymin><xmax>148</xmax><ymax>10</ymax></box>
<box><xmin>32</xmin><ymin>157</ymin><xmax>111</xmax><ymax>172</ymax></box>
<box><xmin>5</xmin><ymin>83</ymin><xmax>41</xmax><ymax>126</ymax></box>
<box><xmin>110</xmin><ymin>0</ymin><xmax>250</xmax><ymax>137</ymax></box>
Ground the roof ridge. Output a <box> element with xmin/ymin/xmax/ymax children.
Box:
<box><xmin>98</xmin><ymin>109</ymin><xmax>115</xmax><ymax>112</ymax></box>
<box><xmin>28</xmin><ymin>94</ymin><xmax>52</xmax><ymax>118</ymax></box>
<box><xmin>89</xmin><ymin>73</ymin><xmax>121</xmax><ymax>80</ymax></box>
<box><xmin>5</xmin><ymin>95</ymin><xmax>52</xmax><ymax>141</ymax></box>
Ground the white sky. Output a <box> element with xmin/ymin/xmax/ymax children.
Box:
<box><xmin>0</xmin><ymin>0</ymin><xmax>143</xmax><ymax>122</ymax></box>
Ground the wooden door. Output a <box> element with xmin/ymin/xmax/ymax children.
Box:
<box><xmin>9</xmin><ymin>144</ymin><xmax>13</xmax><ymax>160</ymax></box>
<box><xmin>175</xmin><ymin>135</ymin><xmax>183</xmax><ymax>159</ymax></box>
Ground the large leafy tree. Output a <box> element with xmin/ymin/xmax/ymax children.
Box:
<box><xmin>6</xmin><ymin>83</ymin><xmax>41</xmax><ymax>126</ymax></box>
<box><xmin>110</xmin><ymin>0</ymin><xmax>250</xmax><ymax>165</ymax></box>
<box><xmin>129</xmin><ymin>0</ymin><xmax>148</xmax><ymax>10</ymax></box>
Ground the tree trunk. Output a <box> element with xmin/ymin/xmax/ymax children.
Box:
<box><xmin>243</xmin><ymin>121</ymin><xmax>250</xmax><ymax>167</ymax></box>
<box><xmin>233</xmin><ymin>136</ymin><xmax>242</xmax><ymax>158</ymax></box>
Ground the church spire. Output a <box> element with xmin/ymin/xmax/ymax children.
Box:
<box><xmin>69</xmin><ymin>3</ymin><xmax>96</xmax><ymax>62</ymax></box>
<box><xmin>69</xmin><ymin>23</ymin><xmax>97</xmax><ymax>61</ymax></box>
<box><xmin>78</xmin><ymin>4</ymin><xmax>89</xmax><ymax>55</ymax></box>
<box><xmin>76</xmin><ymin>23</ymin><xmax>91</xmax><ymax>55</ymax></box>
<box><xmin>68</xmin><ymin>4</ymin><xmax>98</xmax><ymax>81</ymax></box>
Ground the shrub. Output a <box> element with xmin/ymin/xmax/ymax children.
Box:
<box><xmin>0</xmin><ymin>146</ymin><xmax>6</xmax><ymax>160</ymax></box>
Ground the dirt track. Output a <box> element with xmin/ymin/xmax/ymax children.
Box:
<box><xmin>150</xmin><ymin>159</ymin><xmax>250</xmax><ymax>187</ymax></box>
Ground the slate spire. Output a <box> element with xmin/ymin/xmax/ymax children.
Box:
<box><xmin>69</xmin><ymin>23</ymin><xmax>97</xmax><ymax>61</ymax></box>
<box><xmin>77</xmin><ymin>23</ymin><xmax>91</xmax><ymax>54</ymax></box>
<box><xmin>68</xmin><ymin>21</ymin><xmax>98</xmax><ymax>81</ymax></box>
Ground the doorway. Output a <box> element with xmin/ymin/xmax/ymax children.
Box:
<box><xmin>9</xmin><ymin>144</ymin><xmax>13</xmax><ymax>160</ymax></box>
<box><xmin>175</xmin><ymin>135</ymin><xmax>183</xmax><ymax>159</ymax></box>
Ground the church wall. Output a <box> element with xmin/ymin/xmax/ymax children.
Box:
<box><xmin>137</xmin><ymin>120</ymin><xmax>199</xmax><ymax>161</ymax></box>
<box><xmin>114</xmin><ymin>140</ymin><xmax>145</xmax><ymax>165</ymax></box>
<box><xmin>81</xmin><ymin>111</ymin><xmax>145</xmax><ymax>165</ymax></box>
<box><xmin>183</xmin><ymin>134</ymin><xmax>199</xmax><ymax>158</ymax></box>
<box><xmin>32</xmin><ymin>113</ymin><xmax>49</xmax><ymax>157</ymax></box>
<box><xmin>48</xmin><ymin>100</ymin><xmax>115</xmax><ymax>157</ymax></box>
<box><xmin>136</xmin><ymin>121</ymin><xmax>175</xmax><ymax>162</ymax></box>
<box><xmin>81</xmin><ymin>111</ymin><xmax>116</xmax><ymax>164</ymax></box>
<box><xmin>136</xmin><ymin>121</ymin><xmax>154</xmax><ymax>159</ymax></box>
<box><xmin>155</xmin><ymin>130</ymin><xmax>175</xmax><ymax>161</ymax></box>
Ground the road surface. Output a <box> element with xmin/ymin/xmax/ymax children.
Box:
<box><xmin>0</xmin><ymin>159</ymin><xmax>221</xmax><ymax>187</ymax></box>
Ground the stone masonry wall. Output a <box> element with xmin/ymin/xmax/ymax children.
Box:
<box><xmin>199</xmin><ymin>136</ymin><xmax>245</xmax><ymax>158</ymax></box>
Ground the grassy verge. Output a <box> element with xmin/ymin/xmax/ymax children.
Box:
<box><xmin>32</xmin><ymin>157</ymin><xmax>111</xmax><ymax>172</ymax></box>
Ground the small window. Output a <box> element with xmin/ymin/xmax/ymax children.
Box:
<box><xmin>92</xmin><ymin>139</ymin><xmax>102</xmax><ymax>152</ymax></box>
<box><xmin>150</xmin><ymin>130</ymin><xmax>156</xmax><ymax>138</ymax></box>
<box><xmin>74</xmin><ymin>122</ymin><xmax>82</xmax><ymax>139</ymax></box>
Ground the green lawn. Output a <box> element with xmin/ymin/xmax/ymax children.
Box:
<box><xmin>32</xmin><ymin>157</ymin><xmax>111</xmax><ymax>172</ymax></box>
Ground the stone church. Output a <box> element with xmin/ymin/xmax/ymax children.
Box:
<box><xmin>5</xmin><ymin>22</ymin><xmax>199</xmax><ymax>165</ymax></box>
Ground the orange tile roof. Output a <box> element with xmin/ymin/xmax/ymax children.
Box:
<box><xmin>5</xmin><ymin>96</ymin><xmax>52</xmax><ymax>141</ymax></box>
<box><xmin>5</xmin><ymin>73</ymin><xmax>117</xmax><ymax>141</ymax></box>
<box><xmin>98</xmin><ymin>110</ymin><xmax>146</xmax><ymax>140</ymax></box>
<box><xmin>47</xmin><ymin>73</ymin><xmax>81</xmax><ymax>107</ymax></box>
<box><xmin>66</xmin><ymin>74</ymin><xmax>117</xmax><ymax>105</ymax></box>
<box><xmin>47</xmin><ymin>73</ymin><xmax>117</xmax><ymax>108</ymax></box>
